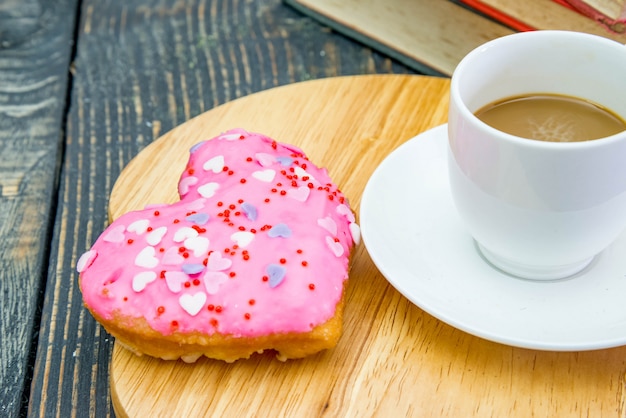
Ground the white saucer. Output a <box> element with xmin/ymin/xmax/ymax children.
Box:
<box><xmin>360</xmin><ymin>124</ymin><xmax>626</xmax><ymax>351</ymax></box>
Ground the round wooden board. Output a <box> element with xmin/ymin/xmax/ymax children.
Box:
<box><xmin>109</xmin><ymin>75</ymin><xmax>626</xmax><ymax>417</ymax></box>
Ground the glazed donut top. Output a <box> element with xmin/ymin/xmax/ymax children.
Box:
<box><xmin>78</xmin><ymin>129</ymin><xmax>359</xmax><ymax>337</ymax></box>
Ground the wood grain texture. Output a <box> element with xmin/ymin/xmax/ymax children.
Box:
<box><xmin>287</xmin><ymin>0</ymin><xmax>626</xmax><ymax>77</ymax></box>
<box><xmin>29</xmin><ymin>0</ymin><xmax>415</xmax><ymax>416</ymax></box>
<box><xmin>0</xmin><ymin>0</ymin><xmax>77</xmax><ymax>416</ymax></box>
<box><xmin>109</xmin><ymin>75</ymin><xmax>626</xmax><ymax>418</ymax></box>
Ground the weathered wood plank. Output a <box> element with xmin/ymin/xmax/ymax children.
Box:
<box><xmin>0</xmin><ymin>0</ymin><xmax>77</xmax><ymax>416</ymax></box>
<box><xmin>30</xmin><ymin>0</ymin><xmax>415</xmax><ymax>415</ymax></box>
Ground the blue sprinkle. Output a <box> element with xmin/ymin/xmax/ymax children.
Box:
<box><xmin>186</xmin><ymin>212</ymin><xmax>210</xmax><ymax>225</ymax></box>
<box><xmin>268</xmin><ymin>223</ymin><xmax>292</xmax><ymax>238</ymax></box>
<box><xmin>241</xmin><ymin>202</ymin><xmax>258</xmax><ymax>221</ymax></box>
<box><xmin>276</xmin><ymin>156</ymin><xmax>294</xmax><ymax>167</ymax></box>
<box><xmin>182</xmin><ymin>263</ymin><xmax>205</xmax><ymax>275</ymax></box>
<box><xmin>189</xmin><ymin>141</ymin><xmax>206</xmax><ymax>154</ymax></box>
<box><xmin>266</xmin><ymin>264</ymin><xmax>286</xmax><ymax>288</ymax></box>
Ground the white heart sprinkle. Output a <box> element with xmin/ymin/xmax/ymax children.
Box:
<box><xmin>198</xmin><ymin>182</ymin><xmax>220</xmax><ymax>198</ymax></box>
<box><xmin>255</xmin><ymin>152</ymin><xmax>275</xmax><ymax>167</ymax></box>
<box><xmin>179</xmin><ymin>292</ymin><xmax>207</xmax><ymax>316</ymax></box>
<box><xmin>294</xmin><ymin>166</ymin><xmax>318</xmax><ymax>184</ymax></box>
<box><xmin>184</xmin><ymin>236</ymin><xmax>210</xmax><ymax>257</ymax></box>
<box><xmin>230</xmin><ymin>231</ymin><xmax>255</xmax><ymax>248</ymax></box>
<box><xmin>317</xmin><ymin>217</ymin><xmax>337</xmax><ymax>235</ymax></box>
<box><xmin>103</xmin><ymin>225</ymin><xmax>126</xmax><ymax>243</ymax></box>
<box><xmin>325</xmin><ymin>236</ymin><xmax>344</xmax><ymax>258</ymax></box>
<box><xmin>186</xmin><ymin>198</ymin><xmax>207</xmax><ymax>211</ymax></box>
<box><xmin>218</xmin><ymin>132</ymin><xmax>242</xmax><ymax>141</ymax></box>
<box><xmin>203</xmin><ymin>155</ymin><xmax>225</xmax><ymax>173</ymax></box>
<box><xmin>76</xmin><ymin>250</ymin><xmax>97</xmax><ymax>273</ymax></box>
<box><xmin>165</xmin><ymin>271</ymin><xmax>188</xmax><ymax>293</ymax></box>
<box><xmin>135</xmin><ymin>246</ymin><xmax>159</xmax><ymax>268</ymax></box>
<box><xmin>127</xmin><ymin>219</ymin><xmax>150</xmax><ymax>235</ymax></box>
<box><xmin>146</xmin><ymin>226</ymin><xmax>168</xmax><ymax>246</ymax></box>
<box><xmin>178</xmin><ymin>176</ymin><xmax>198</xmax><ymax>196</ymax></box>
<box><xmin>287</xmin><ymin>186</ymin><xmax>310</xmax><ymax>202</ymax></box>
<box><xmin>252</xmin><ymin>169</ymin><xmax>276</xmax><ymax>182</ymax></box>
<box><xmin>132</xmin><ymin>271</ymin><xmax>157</xmax><ymax>292</ymax></box>
<box><xmin>349</xmin><ymin>223</ymin><xmax>361</xmax><ymax>245</ymax></box>
<box><xmin>174</xmin><ymin>226</ymin><xmax>198</xmax><ymax>243</ymax></box>
<box><xmin>162</xmin><ymin>247</ymin><xmax>184</xmax><ymax>265</ymax></box>
<box><xmin>207</xmin><ymin>251</ymin><xmax>232</xmax><ymax>271</ymax></box>
<box><xmin>203</xmin><ymin>271</ymin><xmax>228</xmax><ymax>294</ymax></box>
<box><xmin>336</xmin><ymin>204</ymin><xmax>356</xmax><ymax>223</ymax></box>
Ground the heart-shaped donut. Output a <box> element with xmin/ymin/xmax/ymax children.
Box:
<box><xmin>78</xmin><ymin>129</ymin><xmax>359</xmax><ymax>362</ymax></box>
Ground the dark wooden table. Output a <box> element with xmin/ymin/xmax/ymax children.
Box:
<box><xmin>0</xmin><ymin>0</ymin><xmax>420</xmax><ymax>416</ymax></box>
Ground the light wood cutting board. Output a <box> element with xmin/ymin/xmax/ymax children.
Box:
<box><xmin>108</xmin><ymin>75</ymin><xmax>626</xmax><ymax>417</ymax></box>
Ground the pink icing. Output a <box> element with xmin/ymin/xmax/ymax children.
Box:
<box><xmin>78</xmin><ymin>129</ymin><xmax>359</xmax><ymax>338</ymax></box>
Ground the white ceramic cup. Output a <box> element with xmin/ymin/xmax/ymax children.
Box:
<box><xmin>448</xmin><ymin>30</ymin><xmax>626</xmax><ymax>280</ymax></box>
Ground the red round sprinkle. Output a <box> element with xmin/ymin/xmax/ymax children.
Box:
<box><xmin>171</xmin><ymin>320</ymin><xmax>178</xmax><ymax>327</ymax></box>
<box><xmin>262</xmin><ymin>275</ymin><xmax>269</xmax><ymax>282</ymax></box>
<box><xmin>217</xmin><ymin>201</ymin><xmax>223</xmax><ymax>207</ymax></box>
<box><xmin>328</xmin><ymin>195</ymin><xmax>334</xmax><ymax>201</ymax></box>
<box><xmin>207</xmin><ymin>304</ymin><xmax>215</xmax><ymax>311</ymax></box>
<box><xmin>147</xmin><ymin>227</ymin><xmax>153</xmax><ymax>232</ymax></box>
<box><xmin>249</xmin><ymin>299</ymin><xmax>256</xmax><ymax>305</ymax></box>
<box><xmin>279</xmin><ymin>258</ymin><xmax>287</xmax><ymax>264</ymax></box>
<box><xmin>250</xmin><ymin>228</ymin><xmax>257</xmax><ymax>233</ymax></box>
<box><xmin>210</xmin><ymin>318</ymin><xmax>218</xmax><ymax>327</ymax></box>
<box><xmin>302</xmin><ymin>261</ymin><xmax>308</xmax><ymax>267</ymax></box>
<box><xmin>184</xmin><ymin>282</ymin><xmax>191</xmax><ymax>288</ymax></box>
<box><xmin>233</xmin><ymin>245</ymin><xmax>239</xmax><ymax>250</ymax></box>
<box><xmin>243</xmin><ymin>254</ymin><xmax>250</xmax><ymax>261</ymax></box>
<box><xmin>157</xmin><ymin>306</ymin><xmax>165</xmax><ymax>314</ymax></box>
<box><xmin>276</xmin><ymin>182</ymin><xmax>283</xmax><ymax>187</ymax></box>
<box><xmin>192</xmin><ymin>278</ymin><xmax>201</xmax><ymax>286</ymax></box>
<box><xmin>187</xmin><ymin>168</ymin><xmax>195</xmax><ymax>175</ymax></box>
<box><xmin>229</xmin><ymin>272</ymin><xmax>236</xmax><ymax>278</ymax></box>
<box><xmin>215</xmin><ymin>306</ymin><xmax>223</xmax><ymax>313</ymax></box>
<box><xmin>302</xmin><ymin>176</ymin><xmax>309</xmax><ymax>181</ymax></box>
<box><xmin>280</xmin><ymin>190</ymin><xmax>286</xmax><ymax>196</ymax></box>
<box><xmin>291</xmin><ymin>180</ymin><xmax>297</xmax><ymax>187</ymax></box>
<box><xmin>127</xmin><ymin>239</ymin><xmax>134</xmax><ymax>244</ymax></box>
<box><xmin>159</xmin><ymin>248</ymin><xmax>165</xmax><ymax>253</ymax></box>
<box><xmin>183</xmin><ymin>252</ymin><xmax>189</xmax><ymax>258</ymax></box>
<box><xmin>244</xmin><ymin>313</ymin><xmax>251</xmax><ymax>320</ymax></box>
<box><xmin>202</xmin><ymin>258</ymin><xmax>208</xmax><ymax>266</ymax></box>
<box><xmin>238</xmin><ymin>199</ymin><xmax>244</xmax><ymax>203</ymax></box>
<box><xmin>178</xmin><ymin>247</ymin><xmax>186</xmax><ymax>253</ymax></box>
<box><xmin>309</xmin><ymin>283</ymin><xmax>315</xmax><ymax>290</ymax></box>
<box><xmin>123</xmin><ymin>297</ymin><xmax>128</xmax><ymax>301</ymax></box>
<box><xmin>173</xmin><ymin>219</ymin><xmax>180</xmax><ymax>224</ymax></box>
<box><xmin>160</xmin><ymin>271</ymin><xmax>166</xmax><ymax>279</ymax></box>
<box><xmin>238</xmin><ymin>226</ymin><xmax>245</xmax><ymax>231</ymax></box>
<box><xmin>297</xmin><ymin>249</ymin><xmax>303</xmax><ymax>254</ymax></box>
<box><xmin>246</xmin><ymin>157</ymin><xmax>253</xmax><ymax>162</ymax></box>
<box><xmin>222</xmin><ymin>166</ymin><xmax>229</xmax><ymax>172</ymax></box>
<box><xmin>228</xmin><ymin>170</ymin><xmax>234</xmax><ymax>175</ymax></box>
<box><xmin>264</xmin><ymin>198</ymin><xmax>270</xmax><ymax>203</ymax></box>
<box><xmin>271</xmin><ymin>188</ymin><xmax>277</xmax><ymax>193</ymax></box>
<box><xmin>308</xmin><ymin>183</ymin><xmax>314</xmax><ymax>189</ymax></box>
<box><xmin>301</xmin><ymin>163</ymin><xmax>307</xmax><ymax>169</ymax></box>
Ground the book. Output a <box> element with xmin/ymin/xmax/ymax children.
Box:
<box><xmin>456</xmin><ymin>0</ymin><xmax>626</xmax><ymax>33</ymax></box>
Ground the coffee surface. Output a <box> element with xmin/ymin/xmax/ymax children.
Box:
<box><xmin>475</xmin><ymin>94</ymin><xmax>626</xmax><ymax>142</ymax></box>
